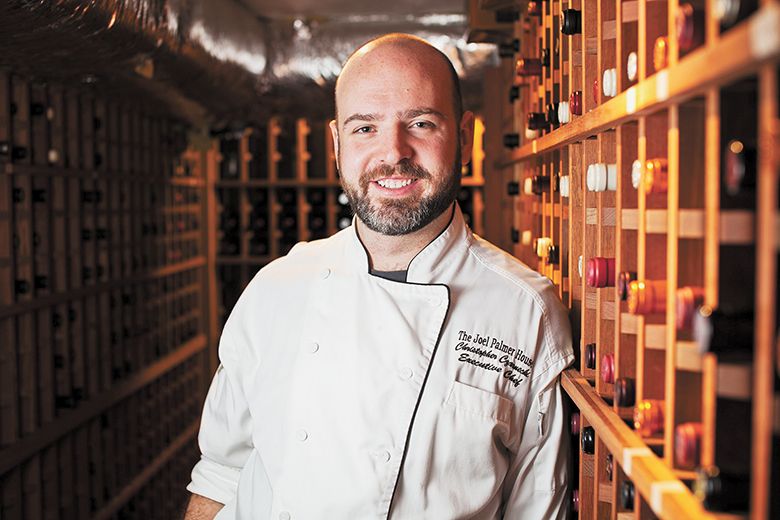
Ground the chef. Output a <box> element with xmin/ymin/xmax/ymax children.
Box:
<box><xmin>184</xmin><ymin>33</ymin><xmax>574</xmax><ymax>519</ymax></box>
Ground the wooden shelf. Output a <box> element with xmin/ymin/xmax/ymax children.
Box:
<box><xmin>2</xmin><ymin>161</ymin><xmax>204</xmax><ymax>186</ymax></box>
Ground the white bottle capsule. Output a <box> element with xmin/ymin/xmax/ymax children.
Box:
<box><xmin>631</xmin><ymin>159</ymin><xmax>643</xmax><ymax>189</ymax></box>
<box><xmin>559</xmin><ymin>175</ymin><xmax>570</xmax><ymax>197</ymax></box>
<box><xmin>558</xmin><ymin>101</ymin><xmax>571</xmax><ymax>124</ymax></box>
<box><xmin>521</xmin><ymin>230</ymin><xmax>532</xmax><ymax>245</ymax></box>
<box><xmin>523</xmin><ymin>177</ymin><xmax>534</xmax><ymax>196</ymax></box>
<box><xmin>586</xmin><ymin>163</ymin><xmax>617</xmax><ymax>191</ymax></box>
<box><xmin>715</xmin><ymin>0</ymin><xmax>740</xmax><ymax>26</ymax></box>
<box><xmin>525</xmin><ymin>128</ymin><xmax>540</xmax><ymax>140</ymax></box>
<box><xmin>535</xmin><ymin>237</ymin><xmax>552</xmax><ymax>258</ymax></box>
<box><xmin>627</xmin><ymin>52</ymin><xmax>638</xmax><ymax>82</ymax></box>
<box><xmin>602</xmin><ymin>68</ymin><xmax>617</xmax><ymax>98</ymax></box>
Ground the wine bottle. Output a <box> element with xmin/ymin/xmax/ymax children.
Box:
<box><xmin>581</xmin><ymin>426</ymin><xmax>595</xmax><ymax>454</ymax></box>
<box><xmin>615</xmin><ymin>377</ymin><xmax>636</xmax><ymax>407</ymax></box>
<box><xmin>621</xmin><ymin>480</ymin><xmax>635</xmax><ymax>510</ymax></box>
<box><xmin>602</xmin><ymin>68</ymin><xmax>617</xmax><ymax>98</ymax></box>
<box><xmin>634</xmin><ymin>399</ymin><xmax>664</xmax><ymax>436</ymax></box>
<box><xmin>516</xmin><ymin>58</ymin><xmax>543</xmax><ymax>78</ymax></box>
<box><xmin>562</xmin><ymin>9</ymin><xmax>582</xmax><ymax>35</ymax></box>
<box><xmin>675</xmin><ymin>422</ymin><xmax>702</xmax><ymax>468</ymax></box>
<box><xmin>586</xmin><ymin>163</ymin><xmax>617</xmax><ymax>192</ymax></box>
<box><xmin>628</xmin><ymin>280</ymin><xmax>666</xmax><ymax>315</ymax></box>
<box><xmin>676</xmin><ymin>3</ymin><xmax>705</xmax><ymax>53</ymax></box>
<box><xmin>600</xmin><ymin>353</ymin><xmax>615</xmax><ymax>384</ymax></box>
<box><xmin>694</xmin><ymin>465</ymin><xmax>750</xmax><ymax>511</ymax></box>
<box><xmin>586</xmin><ymin>257</ymin><xmax>616</xmax><ymax>288</ymax></box>
<box><xmin>504</xmin><ymin>133</ymin><xmax>520</xmax><ymax>149</ymax></box>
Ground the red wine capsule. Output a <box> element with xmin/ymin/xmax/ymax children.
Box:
<box><xmin>600</xmin><ymin>353</ymin><xmax>615</xmax><ymax>384</ymax></box>
<box><xmin>674</xmin><ymin>422</ymin><xmax>703</xmax><ymax>468</ymax></box>
<box><xmin>586</xmin><ymin>257</ymin><xmax>616</xmax><ymax>288</ymax></box>
<box><xmin>634</xmin><ymin>399</ymin><xmax>664</xmax><ymax>436</ymax></box>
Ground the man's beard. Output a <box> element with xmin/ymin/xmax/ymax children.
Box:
<box><xmin>340</xmin><ymin>150</ymin><xmax>462</xmax><ymax>236</ymax></box>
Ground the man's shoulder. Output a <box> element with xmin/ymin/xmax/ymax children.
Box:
<box><xmin>240</xmin><ymin>228</ymin><xmax>349</xmax><ymax>292</ymax></box>
<box><xmin>264</xmin><ymin>228</ymin><xmax>348</xmax><ymax>270</ymax></box>
<box><xmin>464</xmin><ymin>234</ymin><xmax>574</xmax><ymax>381</ymax></box>
<box><xmin>465</xmin><ymin>234</ymin><xmax>563</xmax><ymax>316</ymax></box>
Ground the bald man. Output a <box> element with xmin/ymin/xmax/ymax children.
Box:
<box><xmin>184</xmin><ymin>34</ymin><xmax>573</xmax><ymax>519</ymax></box>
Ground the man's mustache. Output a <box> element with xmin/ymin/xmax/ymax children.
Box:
<box><xmin>360</xmin><ymin>161</ymin><xmax>432</xmax><ymax>187</ymax></box>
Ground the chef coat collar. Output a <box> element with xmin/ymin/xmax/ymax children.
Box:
<box><xmin>347</xmin><ymin>202</ymin><xmax>471</xmax><ymax>284</ymax></box>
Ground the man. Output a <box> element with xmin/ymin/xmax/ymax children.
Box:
<box><xmin>184</xmin><ymin>34</ymin><xmax>573</xmax><ymax>519</ymax></box>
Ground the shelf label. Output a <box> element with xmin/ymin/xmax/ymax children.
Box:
<box><xmin>625</xmin><ymin>87</ymin><xmax>637</xmax><ymax>114</ymax></box>
<box><xmin>649</xmin><ymin>480</ymin><xmax>688</xmax><ymax>515</ymax></box>
<box><xmin>656</xmin><ymin>71</ymin><xmax>669</xmax><ymax>102</ymax></box>
<box><xmin>750</xmin><ymin>3</ymin><xmax>780</xmax><ymax>59</ymax></box>
<box><xmin>621</xmin><ymin>446</ymin><xmax>652</xmax><ymax>476</ymax></box>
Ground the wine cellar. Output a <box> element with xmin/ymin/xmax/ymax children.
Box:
<box><xmin>0</xmin><ymin>0</ymin><xmax>777</xmax><ymax>518</ymax></box>
<box><xmin>477</xmin><ymin>0</ymin><xmax>779</xmax><ymax>516</ymax></box>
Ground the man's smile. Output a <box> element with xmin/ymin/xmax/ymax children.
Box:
<box><xmin>374</xmin><ymin>177</ymin><xmax>418</xmax><ymax>189</ymax></box>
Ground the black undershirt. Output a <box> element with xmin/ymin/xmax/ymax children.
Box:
<box><xmin>370</xmin><ymin>269</ymin><xmax>408</xmax><ymax>283</ymax></box>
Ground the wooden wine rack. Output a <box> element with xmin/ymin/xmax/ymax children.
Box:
<box><xmin>474</xmin><ymin>0</ymin><xmax>779</xmax><ymax>517</ymax></box>
<box><xmin>0</xmin><ymin>71</ymin><xmax>214</xmax><ymax>519</ymax></box>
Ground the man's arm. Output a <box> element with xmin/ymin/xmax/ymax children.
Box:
<box><xmin>502</xmin><ymin>376</ymin><xmax>571</xmax><ymax>518</ymax></box>
<box><xmin>182</xmin><ymin>493</ymin><xmax>224</xmax><ymax>520</ymax></box>
<box><xmin>186</xmin><ymin>346</ymin><xmax>254</xmax><ymax>507</ymax></box>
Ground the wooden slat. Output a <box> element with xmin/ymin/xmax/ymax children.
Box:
<box><xmin>751</xmin><ymin>64</ymin><xmax>778</xmax><ymax>520</ymax></box>
<box><xmin>621</xmin><ymin>208</ymin><xmax>756</xmax><ymax>244</ymax></box>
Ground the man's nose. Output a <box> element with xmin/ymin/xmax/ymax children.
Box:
<box><xmin>378</xmin><ymin>126</ymin><xmax>413</xmax><ymax>165</ymax></box>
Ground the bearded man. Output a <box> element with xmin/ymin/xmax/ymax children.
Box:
<box><xmin>184</xmin><ymin>33</ymin><xmax>574</xmax><ymax>520</ymax></box>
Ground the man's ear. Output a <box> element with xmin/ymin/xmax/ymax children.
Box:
<box><xmin>459</xmin><ymin>111</ymin><xmax>476</xmax><ymax>166</ymax></box>
<box><xmin>329</xmin><ymin>119</ymin><xmax>340</xmax><ymax>171</ymax></box>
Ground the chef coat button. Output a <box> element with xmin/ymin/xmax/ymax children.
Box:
<box><xmin>399</xmin><ymin>367</ymin><xmax>414</xmax><ymax>380</ymax></box>
<box><xmin>320</xmin><ymin>268</ymin><xmax>331</xmax><ymax>279</ymax></box>
<box><xmin>296</xmin><ymin>429</ymin><xmax>308</xmax><ymax>442</ymax></box>
<box><xmin>309</xmin><ymin>342</ymin><xmax>319</xmax><ymax>354</ymax></box>
<box><xmin>279</xmin><ymin>512</ymin><xmax>291</xmax><ymax>520</ymax></box>
<box><xmin>375</xmin><ymin>450</ymin><xmax>391</xmax><ymax>462</ymax></box>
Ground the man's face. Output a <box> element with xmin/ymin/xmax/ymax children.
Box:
<box><xmin>331</xmin><ymin>45</ymin><xmax>473</xmax><ymax>236</ymax></box>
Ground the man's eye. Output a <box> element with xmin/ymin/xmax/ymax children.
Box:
<box><xmin>353</xmin><ymin>126</ymin><xmax>373</xmax><ymax>134</ymax></box>
<box><xmin>411</xmin><ymin>121</ymin><xmax>434</xmax><ymax>129</ymax></box>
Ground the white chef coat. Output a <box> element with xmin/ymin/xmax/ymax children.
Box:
<box><xmin>187</xmin><ymin>204</ymin><xmax>574</xmax><ymax>519</ymax></box>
